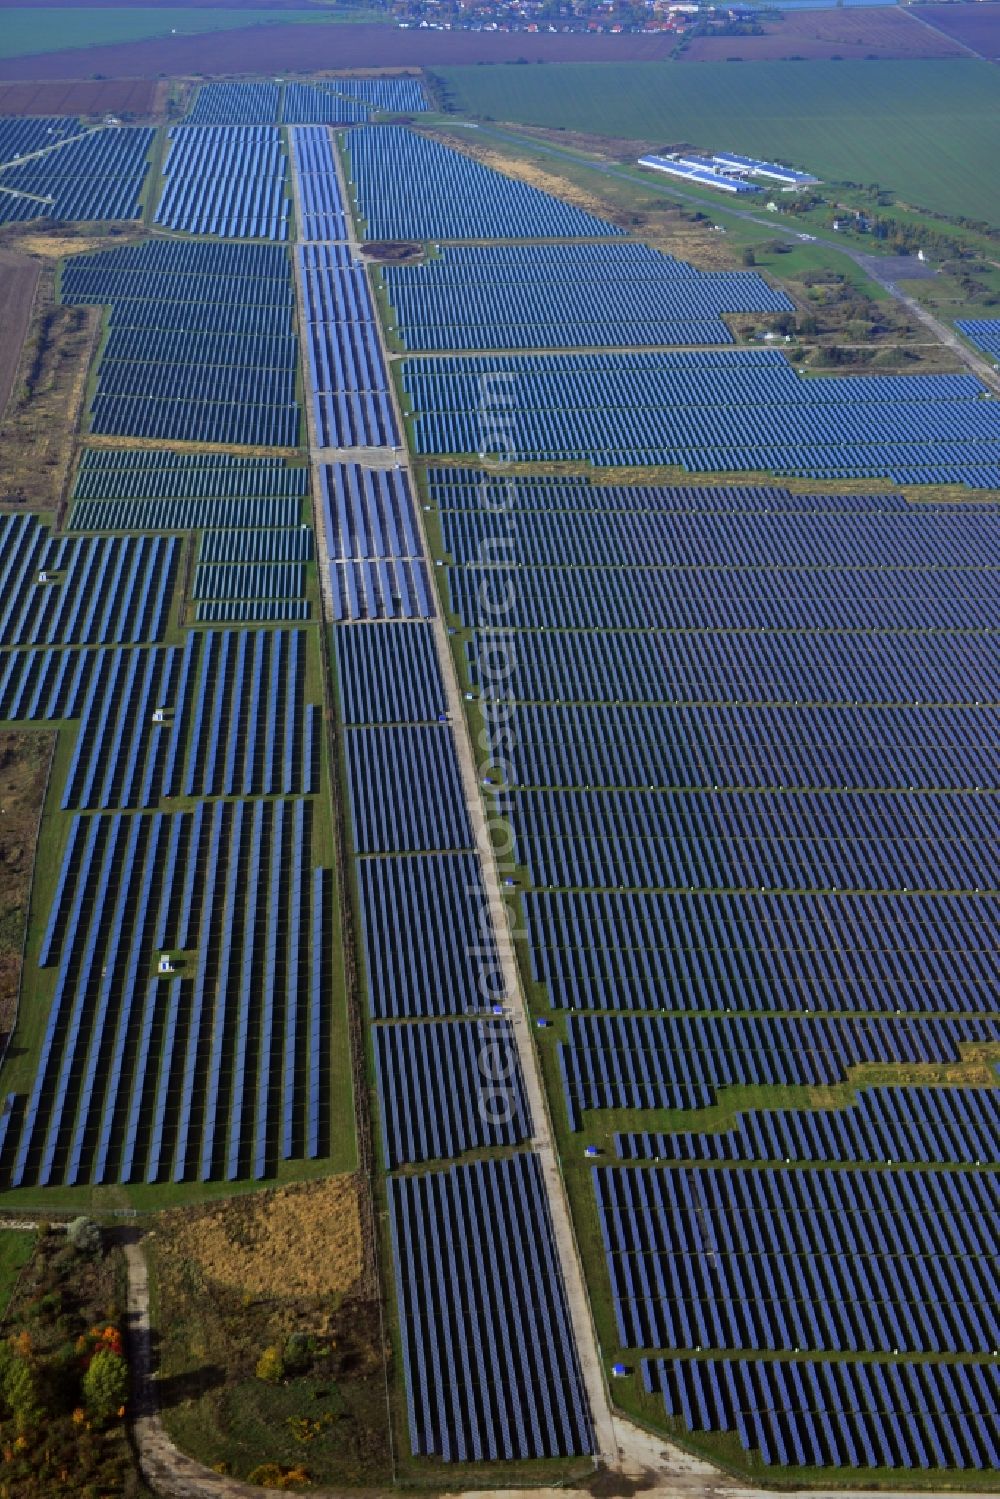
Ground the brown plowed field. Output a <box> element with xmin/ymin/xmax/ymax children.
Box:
<box><xmin>0</xmin><ymin>22</ymin><xmax>676</xmax><ymax>79</ymax></box>
<box><xmin>0</xmin><ymin>77</ymin><xmax>159</xmax><ymax>114</ymax></box>
<box><xmin>681</xmin><ymin>6</ymin><xmax>967</xmax><ymax>61</ymax></box>
<box><xmin>0</xmin><ymin>249</ymin><xmax>39</xmax><ymax>419</ymax></box>
<box><xmin>916</xmin><ymin>3</ymin><xmax>1000</xmax><ymax>58</ymax></box>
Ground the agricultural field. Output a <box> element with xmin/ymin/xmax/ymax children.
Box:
<box><xmin>0</xmin><ymin>6</ymin><xmax>331</xmax><ymax>62</ymax></box>
<box><xmin>918</xmin><ymin>2</ymin><xmax>1000</xmax><ymax>59</ymax></box>
<box><xmin>680</xmin><ymin>4</ymin><xmax>967</xmax><ymax>61</ymax></box>
<box><xmin>432</xmin><ymin>58</ymin><xmax>1000</xmax><ymax>226</ymax></box>
<box><xmin>0</xmin><ymin>22</ymin><xmax>677</xmax><ymax>83</ymax></box>
<box><xmin>0</xmin><ymin>77</ymin><xmax>161</xmax><ymax>117</ymax></box>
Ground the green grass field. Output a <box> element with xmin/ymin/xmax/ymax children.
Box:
<box><xmin>0</xmin><ymin>7</ymin><xmax>351</xmax><ymax>61</ymax></box>
<box><xmin>0</xmin><ymin>1229</ymin><xmax>34</xmax><ymax>1317</ymax></box>
<box><xmin>432</xmin><ymin>58</ymin><xmax>1000</xmax><ymax>226</ymax></box>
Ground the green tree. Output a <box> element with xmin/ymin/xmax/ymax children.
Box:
<box><xmin>2</xmin><ymin>1355</ymin><xmax>41</xmax><ymax>1432</ymax></box>
<box><xmin>82</xmin><ymin>1348</ymin><xmax>127</xmax><ymax>1420</ymax></box>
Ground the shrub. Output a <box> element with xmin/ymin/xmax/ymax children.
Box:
<box><xmin>66</xmin><ymin>1218</ymin><xmax>101</xmax><ymax>1256</ymax></box>
<box><xmin>255</xmin><ymin>1346</ymin><xmax>285</xmax><ymax>1384</ymax></box>
<box><xmin>246</xmin><ymin>1464</ymin><xmax>311</xmax><ymax>1490</ymax></box>
<box><xmin>282</xmin><ymin>1333</ymin><xmax>312</xmax><ymax>1377</ymax></box>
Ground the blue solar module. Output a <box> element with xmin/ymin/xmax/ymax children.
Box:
<box><xmin>357</xmin><ymin>853</ymin><xmax>503</xmax><ymax>1018</ymax></box>
<box><xmin>336</xmin><ymin>77</ymin><xmax>427</xmax><ymax>112</ymax></box>
<box><xmin>388</xmin><ymin>1153</ymin><xmax>594</xmax><ymax>1459</ymax></box>
<box><xmin>500</xmin><ymin>701</ymin><xmax>1000</xmax><ymax>793</ymax></box>
<box><xmin>506</xmin><ymin>785</ymin><xmax>1000</xmax><ymax>892</ymax></box>
<box><xmin>344</xmin><ymin>725</ymin><xmax>473</xmax><ymax>852</ymax></box>
<box><xmin>186</xmin><ymin>82</ymin><xmax>280</xmax><ymax>125</ymax></box>
<box><xmin>179</xmin><ymin>629</ymin><xmax>311</xmax><ymax>798</ymax></box>
<box><xmin>335</xmin><ymin>622</ymin><xmax>446</xmax><ymax>724</ymax></box>
<box><xmin>644</xmin><ymin>1356</ymin><xmax>1000</xmax><ymax>1469</ymax></box>
<box><xmin>321</xmin><ymin>464</ymin><xmax>419</xmax><ymax>559</ymax></box>
<box><xmin>0</xmin><ymin>516</ymin><xmax>177</xmax><ymax>647</ymax></box>
<box><xmin>282</xmin><ymin>82</ymin><xmax>368</xmax><ymax>125</ymax></box>
<box><xmin>427</xmin><ymin>471</ymin><xmax>970</xmax><ymax>514</ymax></box>
<box><xmin>329</xmin><ymin>557</ymin><xmax>433</xmax><ymax>620</ymax></box>
<box><xmin>297</xmin><ymin>246</ymin><xmax>399</xmax><ymax>447</ymax></box>
<box><xmin>465</xmin><ymin>626</ymin><xmax>1000</xmax><ymax>707</ymax></box>
<box><xmin>7</xmin><ymin>800</ymin><xmax>329</xmax><ymax>1186</ymax></box>
<box><xmin>344</xmin><ymin>125</ymin><xmax>622</xmax><ymax>242</ymax></box>
<box><xmin>374</xmin><ymin>1018</ymin><xmax>531</xmax><ymax>1167</ymax></box>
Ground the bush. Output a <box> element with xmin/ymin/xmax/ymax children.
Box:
<box><xmin>82</xmin><ymin>1348</ymin><xmax>127</xmax><ymax>1421</ymax></box>
<box><xmin>282</xmin><ymin>1333</ymin><xmax>312</xmax><ymax>1377</ymax></box>
<box><xmin>246</xmin><ymin>1464</ymin><xmax>311</xmax><ymax>1491</ymax></box>
<box><xmin>255</xmin><ymin>1346</ymin><xmax>285</xmax><ymax>1384</ymax></box>
<box><xmin>66</xmin><ymin>1218</ymin><xmax>101</xmax><ymax>1256</ymax></box>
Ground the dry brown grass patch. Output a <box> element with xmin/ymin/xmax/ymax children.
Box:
<box><xmin>151</xmin><ymin>1175</ymin><xmax>365</xmax><ymax>1301</ymax></box>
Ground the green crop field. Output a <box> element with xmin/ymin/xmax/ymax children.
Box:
<box><xmin>0</xmin><ymin>7</ymin><xmax>345</xmax><ymax>61</ymax></box>
<box><xmin>433</xmin><ymin>58</ymin><xmax>1000</xmax><ymax>226</ymax></box>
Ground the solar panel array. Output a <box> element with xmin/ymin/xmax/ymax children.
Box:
<box><xmin>344</xmin><ymin>125</ymin><xmax>622</xmax><ymax>242</ymax></box>
<box><xmin>321</xmin><ymin>405</ymin><xmax>589</xmax><ymax>1457</ymax></box>
<box><xmin>10</xmin><ymin>798</ymin><xmax>326</xmax><ymax>1186</ymax></box>
<box><xmin>319</xmin><ymin>464</ymin><xmax>430</xmax><ymax>619</ymax></box>
<box><xmin>0</xmin><ymin>514</ymin><xmax>176</xmax><ymax>646</ymax></box>
<box><xmin>155</xmin><ymin>126</ymin><xmax>290</xmax><ymax>239</ymax></box>
<box><xmin>0</xmin><ymin>114</ymin><xmax>80</xmax><ymax>160</ymax></box>
<box><xmin>298</xmin><ymin>245</ymin><xmax>399</xmax><ymax>448</ymax></box>
<box><xmin>282</xmin><ymin>82</ymin><xmax>368</xmax><ymax>127</ymax></box>
<box><xmin>289</xmin><ymin>125</ymin><xmax>349</xmax><ymax>241</ymax></box>
<box><xmin>68</xmin><ymin>447</ymin><xmax>308</xmax><ymax>533</ymax></box>
<box><xmin>0</xmin><ymin>124</ymin><xmax>152</xmax><ymax>225</ymax></box>
<box><xmin>644</xmin><ymin>1357</ymin><xmax>999</xmax><ymax>1470</ymax></box>
<box><xmin>432</xmin><ymin>464</ymin><xmax>1000</xmax><ymax>1471</ymax></box>
<box><xmin>186</xmin><ymin>77</ymin><xmax>428</xmax><ymax>127</ymax></box>
<box><xmin>389</xmin><ymin>1155</ymin><xmax>593</xmax><ymax>1459</ymax></box>
<box><xmin>957</xmin><ymin>318</ymin><xmax>1000</xmax><ymax>360</ymax></box>
<box><xmin>61</xmin><ymin>240</ymin><xmax>301</xmax><ymax>446</ymax></box>
<box><xmin>406</xmin><ymin>351</ymin><xmax>1000</xmax><ymax>488</ymax></box>
<box><xmin>381</xmin><ymin>242</ymin><xmax>793</xmax><ymax>351</ymax></box>
<box><xmin>0</xmin><ymin>438</ymin><xmax>333</xmax><ymax>1192</ymax></box>
<box><xmin>186</xmin><ymin>82</ymin><xmax>281</xmax><ymax>126</ymax></box>
<box><xmin>616</xmin><ymin>1085</ymin><xmax>1000</xmax><ymax>1164</ymax></box>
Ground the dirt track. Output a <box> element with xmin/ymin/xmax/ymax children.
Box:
<box><xmin>0</xmin><ymin>249</ymin><xmax>39</xmax><ymax>419</ymax></box>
